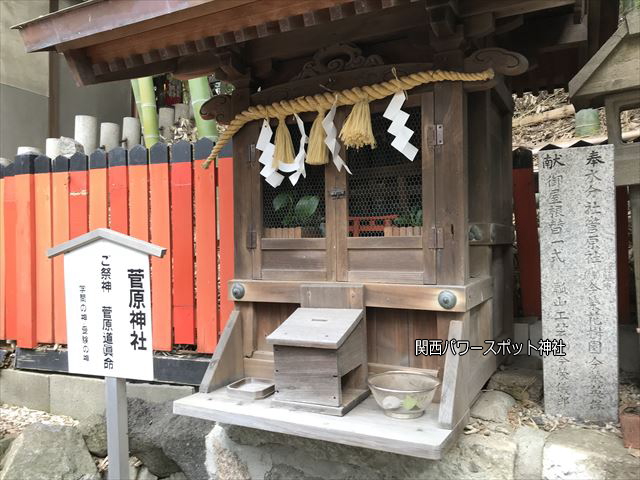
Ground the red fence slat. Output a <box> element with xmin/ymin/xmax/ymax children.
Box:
<box><xmin>3</xmin><ymin>162</ymin><xmax>17</xmax><ymax>341</ymax></box>
<box><xmin>69</xmin><ymin>153</ymin><xmax>89</xmax><ymax>239</ymax></box>
<box><xmin>2</xmin><ymin>140</ymin><xmax>231</xmax><ymax>352</ymax></box>
<box><xmin>14</xmin><ymin>155</ymin><xmax>37</xmax><ymax>348</ymax></box>
<box><xmin>149</xmin><ymin>144</ymin><xmax>173</xmax><ymax>350</ymax></box>
<box><xmin>108</xmin><ymin>147</ymin><xmax>129</xmax><ymax>234</ymax></box>
<box><xmin>512</xmin><ymin>148</ymin><xmax>541</xmax><ymax>317</ymax></box>
<box><xmin>0</xmin><ymin>163</ymin><xmax>16</xmax><ymax>340</ymax></box>
<box><xmin>128</xmin><ymin>145</ymin><xmax>150</xmax><ymax>242</ymax></box>
<box><xmin>194</xmin><ymin>138</ymin><xmax>217</xmax><ymax>352</ymax></box>
<box><xmin>170</xmin><ymin>141</ymin><xmax>195</xmax><ymax>345</ymax></box>
<box><xmin>89</xmin><ymin>150</ymin><xmax>108</xmax><ymax>230</ymax></box>
<box><xmin>218</xmin><ymin>143</ymin><xmax>234</xmax><ymax>329</ymax></box>
<box><xmin>51</xmin><ymin>156</ymin><xmax>69</xmax><ymax>343</ymax></box>
<box><xmin>0</xmin><ymin>163</ymin><xmax>8</xmax><ymax>340</ymax></box>
<box><xmin>34</xmin><ymin>156</ymin><xmax>53</xmax><ymax>343</ymax></box>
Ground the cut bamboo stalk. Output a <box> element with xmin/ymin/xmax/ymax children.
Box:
<box><xmin>188</xmin><ymin>77</ymin><xmax>218</xmax><ymax>141</ymax></box>
<box><xmin>131</xmin><ymin>79</ymin><xmax>142</xmax><ymax>120</ymax></box>
<box><xmin>138</xmin><ymin>76</ymin><xmax>160</xmax><ymax>147</ymax></box>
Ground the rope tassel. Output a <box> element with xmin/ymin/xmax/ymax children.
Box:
<box><xmin>273</xmin><ymin>117</ymin><xmax>295</xmax><ymax>167</ymax></box>
<box><xmin>340</xmin><ymin>100</ymin><xmax>376</xmax><ymax>150</ymax></box>
<box><xmin>306</xmin><ymin>110</ymin><xmax>329</xmax><ymax>165</ymax></box>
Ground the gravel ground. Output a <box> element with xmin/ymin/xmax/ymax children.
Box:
<box><xmin>0</xmin><ymin>403</ymin><xmax>77</xmax><ymax>438</ymax></box>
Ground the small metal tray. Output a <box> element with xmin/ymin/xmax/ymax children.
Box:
<box><xmin>226</xmin><ymin>377</ymin><xmax>275</xmax><ymax>400</ymax></box>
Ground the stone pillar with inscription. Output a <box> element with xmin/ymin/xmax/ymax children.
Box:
<box><xmin>539</xmin><ymin>144</ymin><xmax>618</xmax><ymax>422</ymax></box>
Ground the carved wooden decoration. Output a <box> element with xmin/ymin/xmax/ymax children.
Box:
<box><xmin>253</xmin><ymin>62</ymin><xmax>432</xmax><ymax>107</ymax></box>
<box><xmin>200</xmin><ymin>94</ymin><xmax>236</xmax><ymax>123</ymax></box>
<box><xmin>292</xmin><ymin>43</ymin><xmax>383</xmax><ymax>80</ymax></box>
<box><xmin>464</xmin><ymin>47</ymin><xmax>529</xmax><ymax>76</ymax></box>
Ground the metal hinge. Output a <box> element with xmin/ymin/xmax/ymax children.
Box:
<box><xmin>427</xmin><ymin>124</ymin><xmax>444</xmax><ymax>146</ymax></box>
<box><xmin>330</xmin><ymin>187</ymin><xmax>346</xmax><ymax>199</ymax></box>
<box><xmin>428</xmin><ymin>226</ymin><xmax>444</xmax><ymax>249</ymax></box>
<box><xmin>246</xmin><ymin>228</ymin><xmax>257</xmax><ymax>249</ymax></box>
<box><xmin>248</xmin><ymin>143</ymin><xmax>256</xmax><ymax>164</ymax></box>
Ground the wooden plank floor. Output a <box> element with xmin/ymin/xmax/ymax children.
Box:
<box><xmin>174</xmin><ymin>388</ymin><xmax>462</xmax><ymax>459</ymax></box>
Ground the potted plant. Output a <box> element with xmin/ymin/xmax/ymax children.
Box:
<box><xmin>264</xmin><ymin>192</ymin><xmax>321</xmax><ymax>238</ymax></box>
<box><xmin>384</xmin><ymin>206</ymin><xmax>423</xmax><ymax>236</ymax></box>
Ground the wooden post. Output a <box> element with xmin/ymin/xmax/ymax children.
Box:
<box><xmin>630</xmin><ymin>185</ymin><xmax>640</xmax><ymax>336</ymax></box>
<box><xmin>219</xmin><ymin>142</ymin><xmax>235</xmax><ymax>330</ymax></box>
<box><xmin>616</xmin><ymin>186</ymin><xmax>630</xmax><ymax>323</ymax></box>
<box><xmin>105</xmin><ymin>377</ymin><xmax>129</xmax><ymax>480</ymax></box>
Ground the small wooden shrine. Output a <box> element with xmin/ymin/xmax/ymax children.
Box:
<box><xmin>15</xmin><ymin>0</ymin><xmax>621</xmax><ymax>460</ymax></box>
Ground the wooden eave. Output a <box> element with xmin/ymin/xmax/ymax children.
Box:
<box><xmin>12</xmin><ymin>0</ymin><xmax>595</xmax><ymax>90</ymax></box>
<box><xmin>569</xmin><ymin>10</ymin><xmax>640</xmax><ymax>109</ymax></box>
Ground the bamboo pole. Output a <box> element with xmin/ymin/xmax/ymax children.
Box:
<box><xmin>131</xmin><ymin>79</ymin><xmax>143</xmax><ymax>120</ymax></box>
<box><xmin>188</xmin><ymin>77</ymin><xmax>218</xmax><ymax>142</ymax></box>
<box><xmin>513</xmin><ymin>105</ymin><xmax>576</xmax><ymax>128</ymax></box>
<box><xmin>138</xmin><ymin>76</ymin><xmax>160</xmax><ymax>147</ymax></box>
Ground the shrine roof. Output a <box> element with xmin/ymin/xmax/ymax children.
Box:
<box><xmin>569</xmin><ymin>10</ymin><xmax>640</xmax><ymax>109</ymax></box>
<box><xmin>12</xmin><ymin>0</ymin><xmax>620</xmax><ymax>95</ymax></box>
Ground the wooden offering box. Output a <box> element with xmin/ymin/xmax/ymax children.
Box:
<box><xmin>267</xmin><ymin>308</ymin><xmax>368</xmax><ymax>415</ymax></box>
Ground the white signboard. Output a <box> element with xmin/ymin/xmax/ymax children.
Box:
<box><xmin>64</xmin><ymin>238</ymin><xmax>154</xmax><ymax>381</ymax></box>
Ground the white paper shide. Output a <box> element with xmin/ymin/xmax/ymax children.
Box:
<box><xmin>384</xmin><ymin>91</ymin><xmax>418</xmax><ymax>161</ymax></box>
<box><xmin>64</xmin><ymin>239</ymin><xmax>154</xmax><ymax>381</ymax></box>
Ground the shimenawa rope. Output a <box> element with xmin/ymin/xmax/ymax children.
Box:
<box><xmin>203</xmin><ymin>68</ymin><xmax>494</xmax><ymax>168</ymax></box>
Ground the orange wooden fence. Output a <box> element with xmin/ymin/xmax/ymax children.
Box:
<box><xmin>0</xmin><ymin>139</ymin><xmax>233</xmax><ymax>353</ymax></box>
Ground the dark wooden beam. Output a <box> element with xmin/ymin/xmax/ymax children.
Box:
<box><xmin>459</xmin><ymin>0</ymin><xmax>575</xmax><ymax>19</ymax></box>
<box><xmin>246</xmin><ymin>2</ymin><xmax>426</xmax><ymax>63</ymax></box>
<box><xmin>48</xmin><ymin>0</ymin><xmax>60</xmax><ymax>138</ymax></box>
<box><xmin>63</xmin><ymin>49</ymin><xmax>96</xmax><ymax>86</ymax></box>
<box><xmin>587</xmin><ymin>0</ymin><xmax>619</xmax><ymax>56</ymax></box>
<box><xmin>15</xmin><ymin>348</ymin><xmax>211</xmax><ymax>386</ymax></box>
<box><xmin>508</xmin><ymin>13</ymin><xmax>587</xmax><ymax>54</ymax></box>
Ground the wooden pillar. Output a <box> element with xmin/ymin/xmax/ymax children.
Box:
<box><xmin>616</xmin><ymin>186</ymin><xmax>630</xmax><ymax>323</ymax></box>
<box><xmin>630</xmin><ymin>185</ymin><xmax>640</xmax><ymax>335</ymax></box>
<box><xmin>433</xmin><ymin>82</ymin><xmax>470</xmax><ymax>430</ymax></box>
